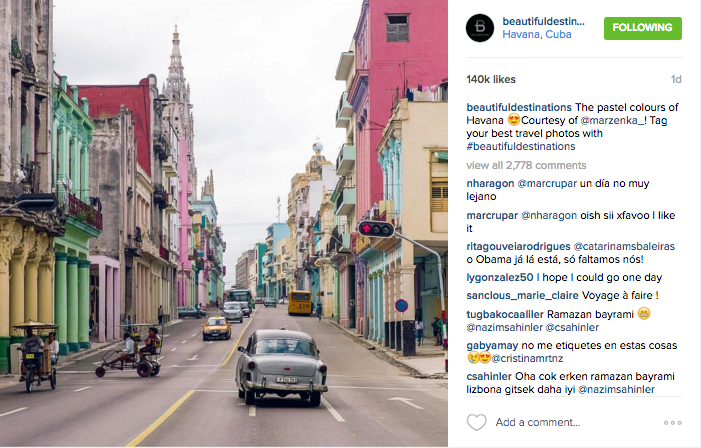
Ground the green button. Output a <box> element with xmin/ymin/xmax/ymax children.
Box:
<box><xmin>604</xmin><ymin>17</ymin><xmax>682</xmax><ymax>40</ymax></box>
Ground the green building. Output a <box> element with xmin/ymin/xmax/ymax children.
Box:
<box><xmin>52</xmin><ymin>76</ymin><xmax>101</xmax><ymax>354</ymax></box>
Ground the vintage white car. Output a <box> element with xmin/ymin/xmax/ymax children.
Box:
<box><xmin>235</xmin><ymin>329</ymin><xmax>328</xmax><ymax>406</ymax></box>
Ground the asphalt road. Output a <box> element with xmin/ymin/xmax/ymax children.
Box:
<box><xmin>0</xmin><ymin>306</ymin><xmax>448</xmax><ymax>447</ymax></box>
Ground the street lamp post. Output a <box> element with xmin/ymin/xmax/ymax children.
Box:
<box><xmin>394</xmin><ymin>232</ymin><xmax>447</xmax><ymax>373</ymax></box>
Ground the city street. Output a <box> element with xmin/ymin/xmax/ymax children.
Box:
<box><xmin>0</xmin><ymin>307</ymin><xmax>447</xmax><ymax>447</ymax></box>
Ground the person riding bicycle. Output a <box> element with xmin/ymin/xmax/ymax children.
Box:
<box><xmin>19</xmin><ymin>327</ymin><xmax>44</xmax><ymax>382</ymax></box>
<box><xmin>109</xmin><ymin>333</ymin><xmax>135</xmax><ymax>367</ymax></box>
<box><xmin>138</xmin><ymin>327</ymin><xmax>160</xmax><ymax>361</ymax></box>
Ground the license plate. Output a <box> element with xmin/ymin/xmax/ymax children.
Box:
<box><xmin>276</xmin><ymin>376</ymin><xmax>297</xmax><ymax>384</ymax></box>
<box><xmin>25</xmin><ymin>354</ymin><xmax>34</xmax><ymax>359</ymax></box>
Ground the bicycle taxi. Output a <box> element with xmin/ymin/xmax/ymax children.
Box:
<box><xmin>12</xmin><ymin>321</ymin><xmax>59</xmax><ymax>393</ymax></box>
<box><xmin>95</xmin><ymin>323</ymin><xmax>163</xmax><ymax>378</ymax></box>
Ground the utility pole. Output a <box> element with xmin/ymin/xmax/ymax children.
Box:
<box><xmin>394</xmin><ymin>231</ymin><xmax>447</xmax><ymax>373</ymax></box>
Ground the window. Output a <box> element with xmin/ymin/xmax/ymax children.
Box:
<box><xmin>431</xmin><ymin>179</ymin><xmax>448</xmax><ymax>212</ymax></box>
<box><xmin>387</xmin><ymin>15</ymin><xmax>409</xmax><ymax>42</ymax></box>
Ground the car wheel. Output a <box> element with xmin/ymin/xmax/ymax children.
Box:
<box><xmin>50</xmin><ymin>368</ymin><xmax>56</xmax><ymax>389</ymax></box>
<box><xmin>310</xmin><ymin>392</ymin><xmax>321</xmax><ymax>407</ymax></box>
<box><xmin>203</xmin><ymin>336</ymin><xmax>207</xmax><ymax>341</ymax></box>
<box><xmin>245</xmin><ymin>390</ymin><xmax>256</xmax><ymax>406</ymax></box>
<box><xmin>238</xmin><ymin>387</ymin><xmax>245</xmax><ymax>399</ymax></box>
<box><xmin>299</xmin><ymin>393</ymin><xmax>309</xmax><ymax>400</ymax></box>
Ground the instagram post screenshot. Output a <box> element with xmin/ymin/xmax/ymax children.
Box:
<box><xmin>450</xmin><ymin>1</ymin><xmax>701</xmax><ymax>448</ymax></box>
<box><xmin>0</xmin><ymin>1</ymin><xmax>451</xmax><ymax>447</ymax></box>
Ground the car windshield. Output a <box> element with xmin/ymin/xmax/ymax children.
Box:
<box><xmin>207</xmin><ymin>319</ymin><xmax>226</xmax><ymax>326</ymax></box>
<box><xmin>224</xmin><ymin>303</ymin><xmax>241</xmax><ymax>310</ymax></box>
<box><xmin>252</xmin><ymin>339</ymin><xmax>317</xmax><ymax>356</ymax></box>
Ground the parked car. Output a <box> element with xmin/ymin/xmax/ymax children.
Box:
<box><xmin>255</xmin><ymin>297</ymin><xmax>265</xmax><ymax>304</ymax></box>
<box><xmin>222</xmin><ymin>302</ymin><xmax>244</xmax><ymax>323</ymax></box>
<box><xmin>178</xmin><ymin>306</ymin><xmax>202</xmax><ymax>319</ymax></box>
<box><xmin>202</xmin><ymin>316</ymin><xmax>231</xmax><ymax>341</ymax></box>
<box><xmin>235</xmin><ymin>329</ymin><xmax>328</xmax><ymax>406</ymax></box>
<box><xmin>264</xmin><ymin>297</ymin><xmax>277</xmax><ymax>308</ymax></box>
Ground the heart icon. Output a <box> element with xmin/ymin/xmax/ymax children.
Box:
<box><xmin>467</xmin><ymin>414</ymin><xmax>487</xmax><ymax>431</ymax></box>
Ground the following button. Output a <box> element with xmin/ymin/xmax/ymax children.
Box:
<box><xmin>604</xmin><ymin>17</ymin><xmax>681</xmax><ymax>40</ymax></box>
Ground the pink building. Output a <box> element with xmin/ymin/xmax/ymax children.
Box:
<box><xmin>161</xmin><ymin>27</ymin><xmax>197</xmax><ymax>308</ymax></box>
<box><xmin>349</xmin><ymin>0</ymin><xmax>448</xmax><ymax>217</ymax></box>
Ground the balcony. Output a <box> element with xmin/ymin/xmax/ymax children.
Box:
<box><xmin>335</xmin><ymin>51</ymin><xmax>354</xmax><ymax>81</ymax></box>
<box><xmin>125</xmin><ymin>227</ymin><xmax>143</xmax><ymax>257</ymax></box>
<box><xmin>336</xmin><ymin>187</ymin><xmax>356</xmax><ymax>216</ymax></box>
<box><xmin>153</xmin><ymin>134</ymin><xmax>169</xmax><ymax>161</ymax></box>
<box><xmin>336</xmin><ymin>144</ymin><xmax>355</xmax><ymax>176</ymax></box>
<box><xmin>162</xmin><ymin>155</ymin><xmax>176</xmax><ymax>178</ymax></box>
<box><xmin>335</xmin><ymin>92</ymin><xmax>352</xmax><ymax>128</ymax></box>
<box><xmin>164</xmin><ymin>194</ymin><xmax>177</xmax><ymax>214</ymax></box>
<box><xmin>67</xmin><ymin>193</ymin><xmax>102</xmax><ymax>231</ymax></box>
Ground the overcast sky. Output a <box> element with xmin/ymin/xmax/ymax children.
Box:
<box><xmin>54</xmin><ymin>0</ymin><xmax>360</xmax><ymax>286</ymax></box>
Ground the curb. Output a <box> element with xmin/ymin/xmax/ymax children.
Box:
<box><xmin>328</xmin><ymin>320</ymin><xmax>434</xmax><ymax>378</ymax></box>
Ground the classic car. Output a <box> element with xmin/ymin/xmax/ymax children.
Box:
<box><xmin>202</xmin><ymin>317</ymin><xmax>231</xmax><ymax>341</ymax></box>
<box><xmin>235</xmin><ymin>329</ymin><xmax>328</xmax><ymax>406</ymax></box>
<box><xmin>221</xmin><ymin>302</ymin><xmax>244</xmax><ymax>323</ymax></box>
<box><xmin>177</xmin><ymin>306</ymin><xmax>202</xmax><ymax>319</ymax></box>
<box><xmin>264</xmin><ymin>297</ymin><xmax>277</xmax><ymax>308</ymax></box>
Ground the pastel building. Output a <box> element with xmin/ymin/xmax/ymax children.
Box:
<box><xmin>339</xmin><ymin>0</ymin><xmax>448</xmax><ymax>340</ymax></box>
<box><xmin>52</xmin><ymin>76</ymin><xmax>101</xmax><ymax>354</ymax></box>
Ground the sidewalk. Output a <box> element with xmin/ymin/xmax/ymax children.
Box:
<box><xmin>328</xmin><ymin>319</ymin><xmax>447</xmax><ymax>379</ymax></box>
<box><xmin>0</xmin><ymin>318</ymin><xmax>183</xmax><ymax>390</ymax></box>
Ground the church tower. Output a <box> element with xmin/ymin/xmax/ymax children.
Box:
<box><xmin>163</xmin><ymin>25</ymin><xmax>197</xmax><ymax>199</ymax></box>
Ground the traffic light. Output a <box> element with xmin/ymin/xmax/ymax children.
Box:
<box><xmin>16</xmin><ymin>194</ymin><xmax>58</xmax><ymax>212</ymax></box>
<box><xmin>357</xmin><ymin>220</ymin><xmax>395</xmax><ymax>238</ymax></box>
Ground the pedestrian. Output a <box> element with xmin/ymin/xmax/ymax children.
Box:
<box><xmin>316</xmin><ymin>301</ymin><xmax>322</xmax><ymax>321</ymax></box>
<box><xmin>431</xmin><ymin>317</ymin><xmax>442</xmax><ymax>346</ymax></box>
<box><xmin>415</xmin><ymin>319</ymin><xmax>424</xmax><ymax>347</ymax></box>
<box><xmin>125</xmin><ymin>315</ymin><xmax>132</xmax><ymax>334</ymax></box>
<box><xmin>89</xmin><ymin>315</ymin><xmax>94</xmax><ymax>337</ymax></box>
<box><xmin>158</xmin><ymin>305</ymin><xmax>164</xmax><ymax>325</ymax></box>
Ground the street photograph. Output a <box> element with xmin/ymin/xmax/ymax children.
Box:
<box><xmin>0</xmin><ymin>0</ymin><xmax>448</xmax><ymax>446</ymax></box>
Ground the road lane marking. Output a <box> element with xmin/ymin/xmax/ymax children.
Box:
<box><xmin>388</xmin><ymin>397</ymin><xmax>423</xmax><ymax>410</ymax></box>
<box><xmin>74</xmin><ymin>386</ymin><xmax>92</xmax><ymax>392</ymax></box>
<box><xmin>221</xmin><ymin>308</ymin><xmax>257</xmax><ymax>366</ymax></box>
<box><xmin>125</xmin><ymin>390</ymin><xmax>195</xmax><ymax>447</ymax></box>
<box><xmin>248</xmin><ymin>406</ymin><xmax>256</xmax><ymax>417</ymax></box>
<box><xmin>186</xmin><ymin>355</ymin><xmax>198</xmax><ymax>361</ymax></box>
<box><xmin>321</xmin><ymin>397</ymin><xmax>345</xmax><ymax>422</ymax></box>
<box><xmin>164</xmin><ymin>334</ymin><xmax>170</xmax><ymax>337</ymax></box>
<box><xmin>181</xmin><ymin>340</ymin><xmax>187</xmax><ymax>344</ymax></box>
<box><xmin>157</xmin><ymin>357</ymin><xmax>165</xmax><ymax>362</ymax></box>
<box><xmin>0</xmin><ymin>408</ymin><xmax>27</xmax><ymax>418</ymax></box>
<box><xmin>171</xmin><ymin>348</ymin><xmax>177</xmax><ymax>352</ymax></box>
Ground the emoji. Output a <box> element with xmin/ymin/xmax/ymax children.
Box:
<box><xmin>638</xmin><ymin>307</ymin><xmax>650</xmax><ymax>320</ymax></box>
<box><xmin>479</xmin><ymin>351</ymin><xmax>491</xmax><ymax>363</ymax></box>
<box><xmin>508</xmin><ymin>113</ymin><xmax>520</xmax><ymax>125</ymax></box>
<box><xmin>468</xmin><ymin>351</ymin><xmax>480</xmax><ymax>364</ymax></box>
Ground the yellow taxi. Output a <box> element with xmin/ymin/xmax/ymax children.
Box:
<box><xmin>202</xmin><ymin>316</ymin><xmax>231</xmax><ymax>341</ymax></box>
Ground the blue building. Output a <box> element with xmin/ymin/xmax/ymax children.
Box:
<box><xmin>263</xmin><ymin>223</ymin><xmax>290</xmax><ymax>299</ymax></box>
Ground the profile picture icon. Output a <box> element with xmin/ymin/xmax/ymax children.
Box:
<box><xmin>466</xmin><ymin>14</ymin><xmax>494</xmax><ymax>42</ymax></box>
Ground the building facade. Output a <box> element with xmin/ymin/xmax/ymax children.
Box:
<box><xmin>337</xmin><ymin>0</ymin><xmax>448</xmax><ymax>340</ymax></box>
<box><xmin>0</xmin><ymin>0</ymin><xmax>65</xmax><ymax>372</ymax></box>
<box><xmin>81</xmin><ymin>74</ymin><xmax>178</xmax><ymax>326</ymax></box>
<box><xmin>52</xmin><ymin>76</ymin><xmax>101</xmax><ymax>354</ymax></box>
<box><xmin>89</xmin><ymin>106</ymin><xmax>136</xmax><ymax>343</ymax></box>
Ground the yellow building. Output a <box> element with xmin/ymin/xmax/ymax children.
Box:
<box><xmin>370</xmin><ymin>97</ymin><xmax>448</xmax><ymax>355</ymax></box>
